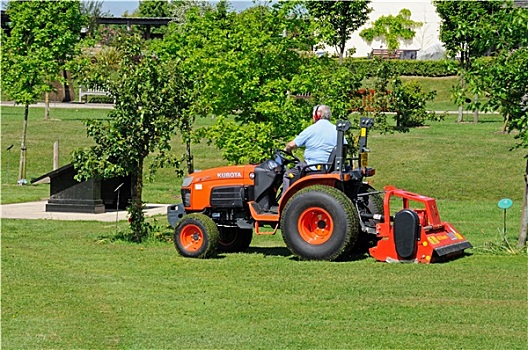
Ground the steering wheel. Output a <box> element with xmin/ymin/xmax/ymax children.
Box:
<box><xmin>275</xmin><ymin>149</ymin><xmax>301</xmax><ymax>166</ymax></box>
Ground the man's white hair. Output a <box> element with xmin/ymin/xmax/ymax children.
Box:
<box><xmin>313</xmin><ymin>104</ymin><xmax>331</xmax><ymax>120</ymax></box>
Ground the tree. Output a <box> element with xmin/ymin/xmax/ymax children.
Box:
<box><xmin>138</xmin><ymin>0</ymin><xmax>172</xmax><ymax>17</ymax></box>
<box><xmin>1</xmin><ymin>0</ymin><xmax>84</xmax><ymax>182</ymax></box>
<box><xmin>159</xmin><ymin>1</ymin><xmax>362</xmax><ymax>164</ymax></box>
<box><xmin>72</xmin><ymin>35</ymin><xmax>189</xmax><ymax>242</ymax></box>
<box><xmin>304</xmin><ymin>0</ymin><xmax>372</xmax><ymax>64</ymax></box>
<box><xmin>472</xmin><ymin>49</ymin><xmax>528</xmax><ymax>248</ymax></box>
<box><xmin>458</xmin><ymin>4</ymin><xmax>528</xmax><ymax>247</ymax></box>
<box><xmin>160</xmin><ymin>2</ymin><xmax>310</xmax><ymax>163</ymax></box>
<box><xmin>467</xmin><ymin>50</ymin><xmax>528</xmax><ymax>136</ymax></box>
<box><xmin>445</xmin><ymin>1</ymin><xmax>526</xmax><ymax>128</ymax></box>
<box><xmin>434</xmin><ymin>0</ymin><xmax>505</xmax><ymax>68</ymax></box>
<box><xmin>169</xmin><ymin>0</ymin><xmax>214</xmax><ymax>23</ymax></box>
<box><xmin>391</xmin><ymin>79</ymin><xmax>437</xmax><ymax>129</ymax></box>
<box><xmin>360</xmin><ymin>9</ymin><xmax>422</xmax><ymax>51</ymax></box>
<box><xmin>434</xmin><ymin>0</ymin><xmax>505</xmax><ymax>123</ymax></box>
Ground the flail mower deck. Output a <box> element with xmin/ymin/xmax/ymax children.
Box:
<box><xmin>368</xmin><ymin>186</ymin><xmax>472</xmax><ymax>263</ymax></box>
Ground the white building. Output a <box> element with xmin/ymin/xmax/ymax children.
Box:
<box><xmin>324</xmin><ymin>0</ymin><xmax>443</xmax><ymax>58</ymax></box>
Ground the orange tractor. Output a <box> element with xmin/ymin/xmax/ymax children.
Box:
<box><xmin>168</xmin><ymin>118</ymin><xmax>471</xmax><ymax>262</ymax></box>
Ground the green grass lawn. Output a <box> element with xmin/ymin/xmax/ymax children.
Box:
<box><xmin>2</xmin><ymin>219</ymin><xmax>527</xmax><ymax>349</ymax></box>
<box><xmin>401</xmin><ymin>76</ymin><xmax>459</xmax><ymax>111</ymax></box>
<box><xmin>1</xmin><ymin>101</ymin><xmax>527</xmax><ymax>349</ymax></box>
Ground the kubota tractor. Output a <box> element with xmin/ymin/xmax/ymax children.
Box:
<box><xmin>168</xmin><ymin>118</ymin><xmax>472</xmax><ymax>262</ymax></box>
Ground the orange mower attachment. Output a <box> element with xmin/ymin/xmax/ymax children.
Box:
<box><xmin>369</xmin><ymin>186</ymin><xmax>472</xmax><ymax>263</ymax></box>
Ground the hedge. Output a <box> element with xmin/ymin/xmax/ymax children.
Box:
<box><xmin>343</xmin><ymin>58</ymin><xmax>459</xmax><ymax>77</ymax></box>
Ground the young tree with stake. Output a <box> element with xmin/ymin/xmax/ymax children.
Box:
<box><xmin>72</xmin><ymin>35</ymin><xmax>190</xmax><ymax>242</ymax></box>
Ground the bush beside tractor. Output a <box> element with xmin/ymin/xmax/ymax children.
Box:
<box><xmin>168</xmin><ymin>118</ymin><xmax>471</xmax><ymax>263</ymax></box>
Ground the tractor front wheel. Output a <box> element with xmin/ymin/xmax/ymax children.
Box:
<box><xmin>281</xmin><ymin>185</ymin><xmax>359</xmax><ymax>261</ymax></box>
<box><xmin>174</xmin><ymin>213</ymin><xmax>219</xmax><ymax>258</ymax></box>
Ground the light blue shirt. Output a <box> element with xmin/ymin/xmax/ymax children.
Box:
<box><xmin>294</xmin><ymin>119</ymin><xmax>344</xmax><ymax>165</ymax></box>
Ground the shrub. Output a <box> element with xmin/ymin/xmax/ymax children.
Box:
<box><xmin>348</xmin><ymin>59</ymin><xmax>441</xmax><ymax>131</ymax></box>
<box><xmin>392</xmin><ymin>79</ymin><xmax>440</xmax><ymax>128</ymax></box>
<box><xmin>344</xmin><ymin>58</ymin><xmax>459</xmax><ymax>77</ymax></box>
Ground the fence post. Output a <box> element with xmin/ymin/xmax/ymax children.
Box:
<box><xmin>53</xmin><ymin>140</ymin><xmax>59</xmax><ymax>170</ymax></box>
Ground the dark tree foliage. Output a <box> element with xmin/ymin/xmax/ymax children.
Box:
<box><xmin>434</xmin><ymin>0</ymin><xmax>504</xmax><ymax>68</ymax></box>
<box><xmin>304</xmin><ymin>0</ymin><xmax>372</xmax><ymax>63</ymax></box>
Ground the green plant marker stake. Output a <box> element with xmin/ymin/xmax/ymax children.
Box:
<box><xmin>498</xmin><ymin>198</ymin><xmax>513</xmax><ymax>236</ymax></box>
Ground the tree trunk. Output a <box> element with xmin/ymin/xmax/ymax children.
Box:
<box><xmin>458</xmin><ymin>105</ymin><xmax>463</xmax><ymax>123</ymax></box>
<box><xmin>338</xmin><ymin>44</ymin><xmax>344</xmax><ymax>65</ymax></box>
<box><xmin>44</xmin><ymin>92</ymin><xmax>50</xmax><ymax>120</ymax></box>
<box><xmin>62</xmin><ymin>69</ymin><xmax>72</xmax><ymax>102</ymax></box>
<box><xmin>458</xmin><ymin>69</ymin><xmax>465</xmax><ymax>123</ymax></box>
<box><xmin>186</xmin><ymin>139</ymin><xmax>194</xmax><ymax>174</ymax></box>
<box><xmin>133</xmin><ymin>168</ymin><xmax>143</xmax><ymax>213</ymax></box>
<box><xmin>501</xmin><ymin>114</ymin><xmax>509</xmax><ymax>133</ymax></box>
<box><xmin>18</xmin><ymin>104</ymin><xmax>29</xmax><ymax>182</ymax></box>
<box><xmin>130</xmin><ymin>159</ymin><xmax>146</xmax><ymax>242</ymax></box>
<box><xmin>518</xmin><ymin>159</ymin><xmax>528</xmax><ymax>248</ymax></box>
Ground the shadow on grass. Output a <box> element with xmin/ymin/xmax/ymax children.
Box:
<box><xmin>244</xmin><ymin>246</ymin><xmax>372</xmax><ymax>262</ymax></box>
<box><xmin>246</xmin><ymin>246</ymin><xmax>292</xmax><ymax>257</ymax></box>
<box><xmin>344</xmin><ymin>252</ymin><xmax>371</xmax><ymax>262</ymax></box>
<box><xmin>433</xmin><ymin>251</ymin><xmax>473</xmax><ymax>264</ymax></box>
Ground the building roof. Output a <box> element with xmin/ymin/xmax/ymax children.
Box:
<box><xmin>96</xmin><ymin>16</ymin><xmax>175</xmax><ymax>26</ymax></box>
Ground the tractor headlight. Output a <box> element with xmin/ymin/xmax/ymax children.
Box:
<box><xmin>182</xmin><ymin>176</ymin><xmax>193</xmax><ymax>187</ymax></box>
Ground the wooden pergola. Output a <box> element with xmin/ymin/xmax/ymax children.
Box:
<box><xmin>1</xmin><ymin>11</ymin><xmax>175</xmax><ymax>39</ymax></box>
<box><xmin>96</xmin><ymin>17</ymin><xmax>175</xmax><ymax>39</ymax></box>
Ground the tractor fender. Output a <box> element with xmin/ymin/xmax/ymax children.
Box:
<box><xmin>279</xmin><ymin>174</ymin><xmax>342</xmax><ymax>213</ymax></box>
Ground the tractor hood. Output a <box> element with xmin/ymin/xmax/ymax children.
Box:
<box><xmin>180</xmin><ymin>165</ymin><xmax>259</xmax><ymax>211</ymax></box>
<box><xmin>183</xmin><ymin>165</ymin><xmax>257</xmax><ymax>187</ymax></box>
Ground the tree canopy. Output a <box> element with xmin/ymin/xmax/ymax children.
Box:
<box><xmin>434</xmin><ymin>0</ymin><xmax>514</xmax><ymax>122</ymax></box>
<box><xmin>462</xmin><ymin>4</ymin><xmax>528</xmax><ymax>146</ymax></box>
<box><xmin>360</xmin><ymin>9</ymin><xmax>422</xmax><ymax>51</ymax></box>
<box><xmin>434</xmin><ymin>0</ymin><xmax>505</xmax><ymax>67</ymax></box>
<box><xmin>138</xmin><ymin>0</ymin><xmax>172</xmax><ymax>17</ymax></box>
<box><xmin>2</xmin><ymin>0</ymin><xmax>84</xmax><ymax>105</ymax></box>
<box><xmin>1</xmin><ymin>0</ymin><xmax>84</xmax><ymax>181</ymax></box>
<box><xmin>157</xmin><ymin>1</ymin><xmax>362</xmax><ymax>164</ymax></box>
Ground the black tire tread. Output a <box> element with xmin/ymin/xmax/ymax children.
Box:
<box><xmin>280</xmin><ymin>185</ymin><xmax>359</xmax><ymax>261</ymax></box>
<box><xmin>174</xmin><ymin>213</ymin><xmax>219</xmax><ymax>259</ymax></box>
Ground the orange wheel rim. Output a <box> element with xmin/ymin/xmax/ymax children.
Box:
<box><xmin>180</xmin><ymin>224</ymin><xmax>204</xmax><ymax>252</ymax></box>
<box><xmin>298</xmin><ymin>207</ymin><xmax>333</xmax><ymax>245</ymax></box>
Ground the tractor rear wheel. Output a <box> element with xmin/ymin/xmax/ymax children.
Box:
<box><xmin>174</xmin><ymin>213</ymin><xmax>219</xmax><ymax>258</ymax></box>
<box><xmin>218</xmin><ymin>227</ymin><xmax>253</xmax><ymax>253</ymax></box>
<box><xmin>281</xmin><ymin>185</ymin><xmax>359</xmax><ymax>261</ymax></box>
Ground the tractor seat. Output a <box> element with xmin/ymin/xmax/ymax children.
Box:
<box><xmin>287</xmin><ymin>145</ymin><xmax>348</xmax><ymax>188</ymax></box>
<box><xmin>299</xmin><ymin>145</ymin><xmax>348</xmax><ymax>177</ymax></box>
